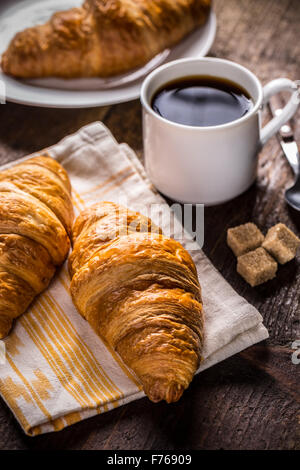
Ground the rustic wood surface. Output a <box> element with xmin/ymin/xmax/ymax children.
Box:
<box><xmin>0</xmin><ymin>0</ymin><xmax>299</xmax><ymax>450</ymax></box>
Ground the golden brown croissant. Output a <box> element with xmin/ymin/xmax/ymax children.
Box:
<box><xmin>1</xmin><ymin>0</ymin><xmax>211</xmax><ymax>79</ymax></box>
<box><xmin>0</xmin><ymin>155</ymin><xmax>73</xmax><ymax>338</ymax></box>
<box><xmin>69</xmin><ymin>202</ymin><xmax>204</xmax><ymax>403</ymax></box>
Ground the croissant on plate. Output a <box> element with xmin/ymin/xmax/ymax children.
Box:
<box><xmin>1</xmin><ymin>0</ymin><xmax>211</xmax><ymax>79</ymax></box>
<box><xmin>69</xmin><ymin>202</ymin><xmax>204</xmax><ymax>403</ymax></box>
<box><xmin>0</xmin><ymin>155</ymin><xmax>73</xmax><ymax>338</ymax></box>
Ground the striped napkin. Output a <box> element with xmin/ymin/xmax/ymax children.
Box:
<box><xmin>0</xmin><ymin>122</ymin><xmax>268</xmax><ymax>436</ymax></box>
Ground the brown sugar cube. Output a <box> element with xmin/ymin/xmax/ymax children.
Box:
<box><xmin>237</xmin><ymin>247</ymin><xmax>278</xmax><ymax>287</ymax></box>
<box><xmin>262</xmin><ymin>223</ymin><xmax>300</xmax><ymax>264</ymax></box>
<box><xmin>227</xmin><ymin>223</ymin><xmax>264</xmax><ymax>257</ymax></box>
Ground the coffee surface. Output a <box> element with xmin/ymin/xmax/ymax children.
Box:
<box><xmin>151</xmin><ymin>76</ymin><xmax>253</xmax><ymax>127</ymax></box>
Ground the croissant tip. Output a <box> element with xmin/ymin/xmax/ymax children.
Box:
<box><xmin>145</xmin><ymin>380</ymin><xmax>185</xmax><ymax>404</ymax></box>
<box><xmin>1</xmin><ymin>53</ymin><xmax>8</xmax><ymax>74</ymax></box>
<box><xmin>0</xmin><ymin>316</ymin><xmax>13</xmax><ymax>339</ymax></box>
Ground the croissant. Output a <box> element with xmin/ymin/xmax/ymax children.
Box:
<box><xmin>69</xmin><ymin>202</ymin><xmax>204</xmax><ymax>403</ymax></box>
<box><xmin>1</xmin><ymin>0</ymin><xmax>211</xmax><ymax>79</ymax></box>
<box><xmin>0</xmin><ymin>155</ymin><xmax>73</xmax><ymax>338</ymax></box>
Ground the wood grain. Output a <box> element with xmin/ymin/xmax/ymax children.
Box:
<box><xmin>0</xmin><ymin>0</ymin><xmax>299</xmax><ymax>450</ymax></box>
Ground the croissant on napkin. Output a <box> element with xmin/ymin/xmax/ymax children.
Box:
<box><xmin>1</xmin><ymin>0</ymin><xmax>211</xmax><ymax>79</ymax></box>
<box><xmin>69</xmin><ymin>202</ymin><xmax>204</xmax><ymax>403</ymax></box>
<box><xmin>0</xmin><ymin>155</ymin><xmax>73</xmax><ymax>338</ymax></box>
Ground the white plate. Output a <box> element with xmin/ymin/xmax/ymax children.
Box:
<box><xmin>0</xmin><ymin>0</ymin><xmax>217</xmax><ymax>108</ymax></box>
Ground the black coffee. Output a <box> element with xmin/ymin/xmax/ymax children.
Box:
<box><xmin>151</xmin><ymin>76</ymin><xmax>253</xmax><ymax>127</ymax></box>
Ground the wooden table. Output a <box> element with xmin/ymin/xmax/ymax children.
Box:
<box><xmin>0</xmin><ymin>0</ymin><xmax>299</xmax><ymax>450</ymax></box>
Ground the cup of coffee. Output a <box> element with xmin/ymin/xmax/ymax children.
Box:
<box><xmin>140</xmin><ymin>58</ymin><xmax>299</xmax><ymax>205</ymax></box>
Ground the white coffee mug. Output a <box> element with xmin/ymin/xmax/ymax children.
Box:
<box><xmin>141</xmin><ymin>58</ymin><xmax>299</xmax><ymax>205</ymax></box>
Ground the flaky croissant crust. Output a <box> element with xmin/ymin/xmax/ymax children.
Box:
<box><xmin>1</xmin><ymin>0</ymin><xmax>211</xmax><ymax>78</ymax></box>
<box><xmin>0</xmin><ymin>155</ymin><xmax>73</xmax><ymax>338</ymax></box>
<box><xmin>70</xmin><ymin>202</ymin><xmax>204</xmax><ymax>403</ymax></box>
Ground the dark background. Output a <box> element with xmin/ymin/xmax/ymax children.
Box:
<box><xmin>0</xmin><ymin>0</ymin><xmax>299</xmax><ymax>450</ymax></box>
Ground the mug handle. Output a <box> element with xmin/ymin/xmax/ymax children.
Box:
<box><xmin>260</xmin><ymin>78</ymin><xmax>299</xmax><ymax>147</ymax></box>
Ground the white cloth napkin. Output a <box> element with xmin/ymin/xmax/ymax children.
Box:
<box><xmin>0</xmin><ymin>122</ymin><xmax>268</xmax><ymax>435</ymax></box>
